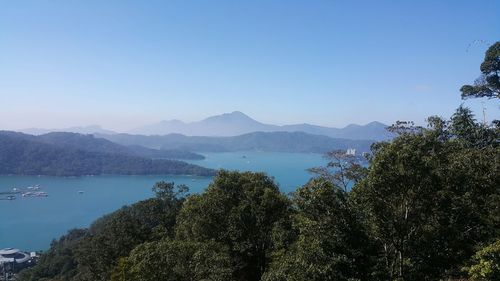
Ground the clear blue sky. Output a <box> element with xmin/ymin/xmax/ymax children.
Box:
<box><xmin>1</xmin><ymin>0</ymin><xmax>499</xmax><ymax>131</ymax></box>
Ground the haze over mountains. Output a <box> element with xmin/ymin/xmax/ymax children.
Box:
<box><xmin>21</xmin><ymin>125</ymin><xmax>116</xmax><ymax>136</ymax></box>
<box><xmin>19</xmin><ymin>111</ymin><xmax>392</xmax><ymax>141</ymax></box>
<box><xmin>131</xmin><ymin>111</ymin><xmax>392</xmax><ymax>141</ymax></box>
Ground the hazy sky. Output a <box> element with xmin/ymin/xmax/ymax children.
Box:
<box><xmin>1</xmin><ymin>0</ymin><xmax>499</xmax><ymax>132</ymax></box>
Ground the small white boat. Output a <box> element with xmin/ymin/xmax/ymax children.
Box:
<box><xmin>36</xmin><ymin>191</ymin><xmax>48</xmax><ymax>197</ymax></box>
<box><xmin>22</xmin><ymin>191</ymin><xmax>48</xmax><ymax>197</ymax></box>
<box><xmin>22</xmin><ymin>192</ymin><xmax>32</xmax><ymax>197</ymax></box>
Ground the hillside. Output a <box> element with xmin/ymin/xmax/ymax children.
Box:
<box><xmin>0</xmin><ymin>132</ymin><xmax>214</xmax><ymax>177</ymax></box>
<box><xmin>37</xmin><ymin>132</ymin><xmax>205</xmax><ymax>160</ymax></box>
<box><xmin>4</xmin><ymin>131</ymin><xmax>204</xmax><ymax>160</ymax></box>
<box><xmin>99</xmin><ymin>131</ymin><xmax>375</xmax><ymax>154</ymax></box>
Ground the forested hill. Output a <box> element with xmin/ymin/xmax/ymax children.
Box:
<box><xmin>2</xmin><ymin>131</ymin><xmax>204</xmax><ymax>160</ymax></box>
<box><xmin>98</xmin><ymin>131</ymin><xmax>375</xmax><ymax>153</ymax></box>
<box><xmin>0</xmin><ymin>132</ymin><xmax>214</xmax><ymax>177</ymax></box>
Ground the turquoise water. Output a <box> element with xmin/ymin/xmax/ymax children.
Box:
<box><xmin>0</xmin><ymin>152</ymin><xmax>326</xmax><ymax>251</ymax></box>
<box><xmin>187</xmin><ymin>151</ymin><xmax>326</xmax><ymax>192</ymax></box>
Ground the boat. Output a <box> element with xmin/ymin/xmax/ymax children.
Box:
<box><xmin>22</xmin><ymin>191</ymin><xmax>48</xmax><ymax>197</ymax></box>
<box><xmin>78</xmin><ymin>191</ymin><xmax>84</xmax><ymax>194</ymax></box>
<box><xmin>27</xmin><ymin>185</ymin><xmax>41</xmax><ymax>190</ymax></box>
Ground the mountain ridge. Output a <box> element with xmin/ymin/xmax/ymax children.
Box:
<box><xmin>97</xmin><ymin>131</ymin><xmax>376</xmax><ymax>154</ymax></box>
<box><xmin>16</xmin><ymin>112</ymin><xmax>393</xmax><ymax>141</ymax></box>
<box><xmin>129</xmin><ymin>111</ymin><xmax>393</xmax><ymax>141</ymax></box>
<box><xmin>20</xmin><ymin>125</ymin><xmax>116</xmax><ymax>136</ymax></box>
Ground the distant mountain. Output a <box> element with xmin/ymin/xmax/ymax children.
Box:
<box><xmin>129</xmin><ymin>111</ymin><xmax>393</xmax><ymax>141</ymax></box>
<box><xmin>21</xmin><ymin>125</ymin><xmax>116</xmax><ymax>136</ymax></box>
<box><xmin>0</xmin><ymin>131</ymin><xmax>214</xmax><ymax>177</ymax></box>
<box><xmin>98</xmin><ymin>131</ymin><xmax>375</xmax><ymax>154</ymax></box>
<box><xmin>130</xmin><ymin>111</ymin><xmax>273</xmax><ymax>137</ymax></box>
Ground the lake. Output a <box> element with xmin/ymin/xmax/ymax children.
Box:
<box><xmin>0</xmin><ymin>152</ymin><xmax>327</xmax><ymax>251</ymax></box>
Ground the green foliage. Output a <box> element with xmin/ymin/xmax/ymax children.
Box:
<box><xmin>175</xmin><ymin>170</ymin><xmax>293</xmax><ymax>281</ymax></box>
<box><xmin>308</xmin><ymin>150</ymin><xmax>368</xmax><ymax>191</ymax></box>
<box><xmin>18</xmin><ymin>182</ymin><xmax>187</xmax><ymax>281</ymax></box>
<box><xmin>351</xmin><ymin>108</ymin><xmax>499</xmax><ymax>280</ymax></box>
<box><xmin>111</xmin><ymin>240</ymin><xmax>232</xmax><ymax>281</ymax></box>
<box><xmin>465</xmin><ymin>239</ymin><xmax>500</xmax><ymax>280</ymax></box>
<box><xmin>152</xmin><ymin>181</ymin><xmax>189</xmax><ymax>202</ymax></box>
<box><xmin>17</xmin><ymin>229</ymin><xmax>87</xmax><ymax>281</ymax></box>
<box><xmin>263</xmin><ymin>178</ymin><xmax>377</xmax><ymax>281</ymax></box>
<box><xmin>74</xmin><ymin>185</ymin><xmax>188</xmax><ymax>281</ymax></box>
<box><xmin>461</xmin><ymin>41</ymin><xmax>500</xmax><ymax>99</ymax></box>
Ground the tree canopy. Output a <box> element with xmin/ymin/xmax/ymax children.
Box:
<box><xmin>461</xmin><ymin>41</ymin><xmax>500</xmax><ymax>99</ymax></box>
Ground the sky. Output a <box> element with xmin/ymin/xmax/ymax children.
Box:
<box><xmin>1</xmin><ymin>0</ymin><xmax>499</xmax><ymax>132</ymax></box>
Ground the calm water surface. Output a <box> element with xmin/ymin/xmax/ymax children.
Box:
<box><xmin>0</xmin><ymin>152</ymin><xmax>326</xmax><ymax>250</ymax></box>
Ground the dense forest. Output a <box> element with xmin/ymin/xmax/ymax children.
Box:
<box><xmin>0</xmin><ymin>132</ymin><xmax>213</xmax><ymax>176</ymax></box>
<box><xmin>17</xmin><ymin>43</ymin><xmax>500</xmax><ymax>280</ymax></box>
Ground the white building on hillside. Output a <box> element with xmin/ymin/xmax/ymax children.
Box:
<box><xmin>346</xmin><ymin>148</ymin><xmax>356</xmax><ymax>156</ymax></box>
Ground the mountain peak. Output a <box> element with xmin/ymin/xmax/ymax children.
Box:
<box><xmin>365</xmin><ymin>121</ymin><xmax>386</xmax><ymax>127</ymax></box>
<box><xmin>203</xmin><ymin>111</ymin><xmax>256</xmax><ymax>123</ymax></box>
<box><xmin>221</xmin><ymin>111</ymin><xmax>250</xmax><ymax>118</ymax></box>
<box><xmin>229</xmin><ymin>110</ymin><xmax>246</xmax><ymax>116</ymax></box>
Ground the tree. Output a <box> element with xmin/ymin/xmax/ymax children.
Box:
<box><xmin>17</xmin><ymin>229</ymin><xmax>88</xmax><ymax>281</ymax></box>
<box><xmin>465</xmin><ymin>239</ymin><xmax>500</xmax><ymax>280</ymax></box>
<box><xmin>351</xmin><ymin>111</ymin><xmax>499</xmax><ymax>280</ymax></box>
<box><xmin>461</xmin><ymin>42</ymin><xmax>500</xmax><ymax>99</ymax></box>
<box><xmin>152</xmin><ymin>181</ymin><xmax>188</xmax><ymax>202</ymax></box>
<box><xmin>308</xmin><ymin>150</ymin><xmax>367</xmax><ymax>192</ymax></box>
<box><xmin>263</xmin><ymin>178</ymin><xmax>377</xmax><ymax>281</ymax></box>
<box><xmin>111</xmin><ymin>240</ymin><xmax>232</xmax><ymax>281</ymax></box>
<box><xmin>175</xmin><ymin>170</ymin><xmax>292</xmax><ymax>281</ymax></box>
